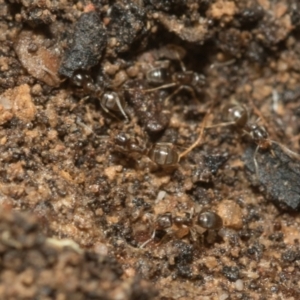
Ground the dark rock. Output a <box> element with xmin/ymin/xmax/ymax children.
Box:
<box><xmin>59</xmin><ymin>11</ymin><xmax>107</xmax><ymax>78</ymax></box>
<box><xmin>243</xmin><ymin>144</ymin><xmax>300</xmax><ymax>211</ymax></box>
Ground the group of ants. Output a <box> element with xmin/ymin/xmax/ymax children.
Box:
<box><xmin>70</xmin><ymin>50</ymin><xmax>300</xmax><ymax>247</ymax></box>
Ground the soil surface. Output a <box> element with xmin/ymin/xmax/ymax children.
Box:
<box><xmin>1</xmin><ymin>0</ymin><xmax>300</xmax><ymax>299</ymax></box>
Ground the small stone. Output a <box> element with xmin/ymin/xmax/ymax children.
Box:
<box><xmin>217</xmin><ymin>200</ymin><xmax>243</xmax><ymax>229</ymax></box>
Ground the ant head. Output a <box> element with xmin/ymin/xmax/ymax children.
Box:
<box><xmin>248</xmin><ymin>123</ymin><xmax>269</xmax><ymax>146</ymax></box>
<box><xmin>71</xmin><ymin>70</ymin><xmax>95</xmax><ymax>92</ymax></box>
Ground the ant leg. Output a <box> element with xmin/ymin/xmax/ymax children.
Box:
<box><xmin>140</xmin><ymin>230</ymin><xmax>156</xmax><ymax>249</ymax></box>
<box><xmin>41</xmin><ymin>67</ymin><xmax>64</xmax><ymax>84</ymax></box>
<box><xmin>270</xmin><ymin>140</ymin><xmax>300</xmax><ymax>161</ymax></box>
<box><xmin>174</xmin><ymin>51</ymin><xmax>187</xmax><ymax>72</ymax></box>
<box><xmin>100</xmin><ymin>103</ymin><xmax>122</xmax><ymax>122</ymax></box>
<box><xmin>115</xmin><ymin>96</ymin><xmax>129</xmax><ymax>122</ymax></box>
<box><xmin>253</xmin><ymin>145</ymin><xmax>260</xmax><ymax>182</ymax></box>
<box><xmin>179</xmin><ymin>105</ymin><xmax>212</xmax><ymax>160</ymax></box>
<box><xmin>165</xmin><ymin>85</ymin><xmax>198</xmax><ymax>106</ymax></box>
<box><xmin>248</xmin><ymin>98</ymin><xmax>268</xmax><ymax>128</ymax></box>
<box><xmin>182</xmin><ymin>85</ymin><xmax>198</xmax><ymax>104</ymax></box>
<box><xmin>164</xmin><ymin>86</ymin><xmax>182</xmax><ymax>105</ymax></box>
<box><xmin>142</xmin><ymin>82</ymin><xmax>176</xmax><ymax>93</ymax></box>
<box><xmin>70</xmin><ymin>96</ymin><xmax>90</xmax><ymax>112</ymax></box>
<box><xmin>210</xmin><ymin>59</ymin><xmax>235</xmax><ymax>69</ymax></box>
<box><xmin>205</xmin><ymin>121</ymin><xmax>235</xmax><ymax>129</ymax></box>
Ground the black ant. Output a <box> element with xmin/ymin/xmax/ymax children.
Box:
<box><xmin>71</xmin><ymin>70</ymin><xmax>129</xmax><ymax>122</ymax></box>
<box><xmin>140</xmin><ymin>209</ymin><xmax>223</xmax><ymax>248</ymax></box>
<box><xmin>114</xmin><ymin>133</ymin><xmax>179</xmax><ymax>166</ymax></box>
<box><xmin>113</xmin><ymin>106</ymin><xmax>212</xmax><ymax>167</ymax></box>
<box><xmin>144</xmin><ymin>56</ymin><xmax>206</xmax><ymax>104</ymax></box>
<box><xmin>114</xmin><ymin>132</ymin><xmax>146</xmax><ymax>154</ymax></box>
<box><xmin>206</xmin><ymin>103</ymin><xmax>300</xmax><ymax>180</ymax></box>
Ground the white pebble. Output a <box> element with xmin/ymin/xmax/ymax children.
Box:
<box><xmin>156</xmin><ymin>190</ymin><xmax>166</xmax><ymax>201</ymax></box>
<box><xmin>219</xmin><ymin>293</ymin><xmax>229</xmax><ymax>300</ymax></box>
<box><xmin>235</xmin><ymin>279</ymin><xmax>244</xmax><ymax>291</ymax></box>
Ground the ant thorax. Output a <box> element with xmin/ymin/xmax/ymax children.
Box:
<box><xmin>172</xmin><ymin>71</ymin><xmax>205</xmax><ymax>87</ymax></box>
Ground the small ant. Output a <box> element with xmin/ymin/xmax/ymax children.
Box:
<box><xmin>144</xmin><ymin>56</ymin><xmax>206</xmax><ymax>104</ymax></box>
<box><xmin>71</xmin><ymin>71</ymin><xmax>129</xmax><ymax>122</ymax></box>
<box><xmin>151</xmin><ymin>105</ymin><xmax>212</xmax><ymax>166</ymax></box>
<box><xmin>114</xmin><ymin>132</ymin><xmax>146</xmax><ymax>154</ymax></box>
<box><xmin>206</xmin><ymin>103</ymin><xmax>300</xmax><ymax>179</ymax></box>
<box><xmin>114</xmin><ymin>133</ymin><xmax>179</xmax><ymax>166</ymax></box>
<box><xmin>113</xmin><ymin>106</ymin><xmax>211</xmax><ymax>167</ymax></box>
<box><xmin>140</xmin><ymin>209</ymin><xmax>223</xmax><ymax>248</ymax></box>
<box><xmin>148</xmin><ymin>143</ymin><xmax>179</xmax><ymax>166</ymax></box>
<box><xmin>118</xmin><ymin>106</ymin><xmax>212</xmax><ymax>167</ymax></box>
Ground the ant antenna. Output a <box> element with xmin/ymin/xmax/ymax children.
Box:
<box><xmin>205</xmin><ymin>121</ymin><xmax>236</xmax><ymax>129</ymax></box>
<box><xmin>164</xmin><ymin>85</ymin><xmax>197</xmax><ymax>106</ymax></box>
<box><xmin>179</xmin><ymin>104</ymin><xmax>213</xmax><ymax>160</ymax></box>
<box><xmin>114</xmin><ymin>95</ymin><xmax>129</xmax><ymax>123</ymax></box>
<box><xmin>41</xmin><ymin>66</ymin><xmax>63</xmax><ymax>85</ymax></box>
<box><xmin>140</xmin><ymin>230</ymin><xmax>156</xmax><ymax>249</ymax></box>
<box><xmin>270</xmin><ymin>140</ymin><xmax>300</xmax><ymax>161</ymax></box>
<box><xmin>248</xmin><ymin>97</ymin><xmax>268</xmax><ymax>128</ymax></box>
<box><xmin>174</xmin><ymin>50</ymin><xmax>186</xmax><ymax>72</ymax></box>
<box><xmin>142</xmin><ymin>82</ymin><xmax>176</xmax><ymax>93</ymax></box>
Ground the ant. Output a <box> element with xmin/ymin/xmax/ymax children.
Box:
<box><xmin>206</xmin><ymin>103</ymin><xmax>300</xmax><ymax>180</ymax></box>
<box><xmin>154</xmin><ymin>105</ymin><xmax>212</xmax><ymax>166</ymax></box>
<box><xmin>113</xmin><ymin>105</ymin><xmax>212</xmax><ymax>167</ymax></box>
<box><xmin>71</xmin><ymin>70</ymin><xmax>129</xmax><ymax>122</ymax></box>
<box><xmin>140</xmin><ymin>209</ymin><xmax>223</xmax><ymax>248</ymax></box>
<box><xmin>143</xmin><ymin>55</ymin><xmax>206</xmax><ymax>104</ymax></box>
<box><xmin>114</xmin><ymin>133</ymin><xmax>179</xmax><ymax>166</ymax></box>
<box><xmin>114</xmin><ymin>131</ymin><xmax>146</xmax><ymax>154</ymax></box>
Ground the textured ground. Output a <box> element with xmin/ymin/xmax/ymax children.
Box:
<box><xmin>1</xmin><ymin>0</ymin><xmax>300</xmax><ymax>299</ymax></box>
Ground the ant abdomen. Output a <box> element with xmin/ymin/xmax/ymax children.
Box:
<box><xmin>224</xmin><ymin>104</ymin><xmax>248</xmax><ymax>128</ymax></box>
<box><xmin>100</xmin><ymin>91</ymin><xmax>129</xmax><ymax>121</ymax></box>
<box><xmin>146</xmin><ymin>67</ymin><xmax>170</xmax><ymax>85</ymax></box>
<box><xmin>148</xmin><ymin>143</ymin><xmax>179</xmax><ymax>166</ymax></box>
<box><xmin>156</xmin><ymin>213</ymin><xmax>173</xmax><ymax>229</ymax></box>
<box><xmin>101</xmin><ymin>92</ymin><xmax>122</xmax><ymax>112</ymax></box>
<box><xmin>197</xmin><ymin>210</ymin><xmax>223</xmax><ymax>230</ymax></box>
